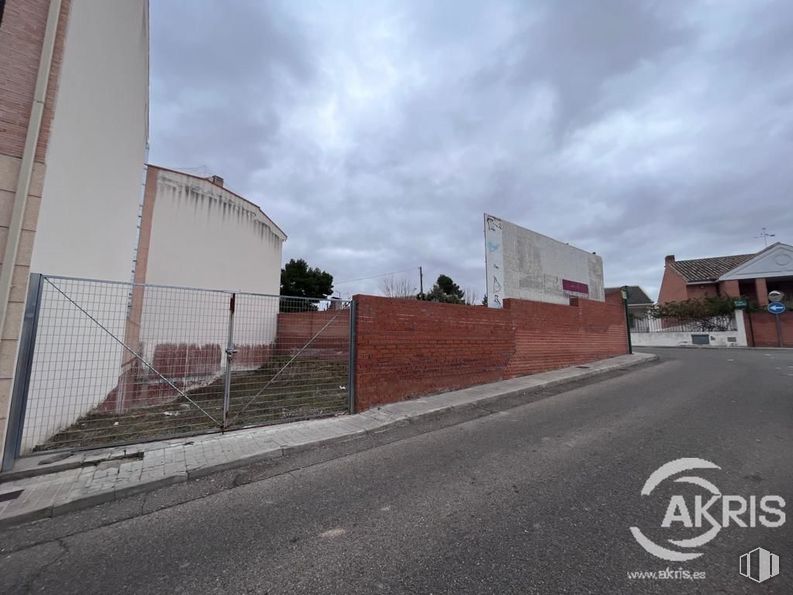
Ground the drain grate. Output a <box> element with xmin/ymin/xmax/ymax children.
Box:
<box><xmin>0</xmin><ymin>489</ymin><xmax>23</xmax><ymax>502</ymax></box>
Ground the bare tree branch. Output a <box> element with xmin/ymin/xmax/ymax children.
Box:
<box><xmin>380</xmin><ymin>275</ymin><xmax>417</xmax><ymax>298</ymax></box>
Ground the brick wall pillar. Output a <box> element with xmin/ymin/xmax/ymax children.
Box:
<box><xmin>720</xmin><ymin>279</ymin><xmax>740</xmax><ymax>298</ymax></box>
<box><xmin>755</xmin><ymin>278</ymin><xmax>769</xmax><ymax>306</ymax></box>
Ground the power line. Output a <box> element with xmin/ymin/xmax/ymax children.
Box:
<box><xmin>334</xmin><ymin>268</ymin><xmax>415</xmax><ymax>285</ymax></box>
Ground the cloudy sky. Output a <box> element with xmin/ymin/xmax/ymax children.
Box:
<box><xmin>149</xmin><ymin>0</ymin><xmax>793</xmax><ymax>301</ymax></box>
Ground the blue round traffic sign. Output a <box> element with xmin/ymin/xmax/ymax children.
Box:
<box><xmin>768</xmin><ymin>302</ymin><xmax>786</xmax><ymax>315</ymax></box>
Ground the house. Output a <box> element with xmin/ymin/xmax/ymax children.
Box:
<box><xmin>658</xmin><ymin>242</ymin><xmax>793</xmax><ymax>306</ymax></box>
<box><xmin>605</xmin><ymin>286</ymin><xmax>654</xmax><ymax>317</ymax></box>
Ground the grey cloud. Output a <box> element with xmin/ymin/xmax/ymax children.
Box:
<box><xmin>149</xmin><ymin>0</ymin><xmax>793</xmax><ymax>301</ymax></box>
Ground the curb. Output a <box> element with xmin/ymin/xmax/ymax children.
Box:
<box><xmin>0</xmin><ymin>353</ymin><xmax>657</xmax><ymax>529</ymax></box>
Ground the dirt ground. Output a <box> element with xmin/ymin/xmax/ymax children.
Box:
<box><xmin>37</xmin><ymin>357</ymin><xmax>349</xmax><ymax>452</ymax></box>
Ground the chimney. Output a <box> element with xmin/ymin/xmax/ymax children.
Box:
<box><xmin>665</xmin><ymin>254</ymin><xmax>675</xmax><ymax>265</ymax></box>
<box><xmin>208</xmin><ymin>175</ymin><xmax>224</xmax><ymax>187</ymax></box>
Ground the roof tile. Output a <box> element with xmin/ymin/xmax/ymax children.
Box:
<box><xmin>670</xmin><ymin>253</ymin><xmax>755</xmax><ymax>283</ymax></box>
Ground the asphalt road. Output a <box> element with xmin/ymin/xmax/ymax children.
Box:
<box><xmin>1</xmin><ymin>348</ymin><xmax>792</xmax><ymax>594</ymax></box>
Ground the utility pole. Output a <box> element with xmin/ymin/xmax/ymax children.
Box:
<box><xmin>419</xmin><ymin>266</ymin><xmax>424</xmax><ymax>296</ymax></box>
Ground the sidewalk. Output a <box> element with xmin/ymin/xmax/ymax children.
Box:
<box><xmin>0</xmin><ymin>352</ymin><xmax>656</xmax><ymax>528</ymax></box>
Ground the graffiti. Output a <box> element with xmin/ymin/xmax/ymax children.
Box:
<box><xmin>484</xmin><ymin>213</ymin><xmax>505</xmax><ymax>308</ymax></box>
<box><xmin>486</xmin><ymin>215</ymin><xmax>503</xmax><ymax>232</ymax></box>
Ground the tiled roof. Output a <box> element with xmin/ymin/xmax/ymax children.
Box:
<box><xmin>605</xmin><ymin>286</ymin><xmax>653</xmax><ymax>305</ymax></box>
<box><xmin>670</xmin><ymin>253</ymin><xmax>755</xmax><ymax>283</ymax></box>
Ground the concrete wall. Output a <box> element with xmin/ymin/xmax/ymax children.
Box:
<box><xmin>131</xmin><ymin>166</ymin><xmax>285</xmax><ymax>362</ymax></box>
<box><xmin>104</xmin><ymin>166</ymin><xmax>288</xmax><ymax>413</ymax></box>
<box><xmin>140</xmin><ymin>167</ymin><xmax>285</xmax><ymax>293</ymax></box>
<box><xmin>30</xmin><ymin>0</ymin><xmax>149</xmax><ymax>281</ymax></box>
<box><xmin>632</xmin><ymin>331</ymin><xmax>746</xmax><ymax>348</ymax></box>
<box><xmin>631</xmin><ymin>311</ymin><xmax>748</xmax><ymax>347</ymax></box>
<box><xmin>354</xmin><ymin>294</ymin><xmax>627</xmax><ymax>411</ymax></box>
<box><xmin>485</xmin><ymin>213</ymin><xmax>604</xmax><ymax>307</ymax></box>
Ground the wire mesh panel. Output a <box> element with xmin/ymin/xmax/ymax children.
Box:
<box><xmin>17</xmin><ymin>275</ymin><xmax>352</xmax><ymax>455</ymax></box>
<box><xmin>21</xmin><ymin>277</ymin><xmax>229</xmax><ymax>453</ymax></box>
<box><xmin>631</xmin><ymin>314</ymin><xmax>737</xmax><ymax>333</ymax></box>
<box><xmin>225</xmin><ymin>295</ymin><xmax>351</xmax><ymax>430</ymax></box>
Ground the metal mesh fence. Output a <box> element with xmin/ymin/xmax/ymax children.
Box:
<box><xmin>17</xmin><ymin>275</ymin><xmax>351</xmax><ymax>455</ymax></box>
<box><xmin>631</xmin><ymin>314</ymin><xmax>737</xmax><ymax>333</ymax></box>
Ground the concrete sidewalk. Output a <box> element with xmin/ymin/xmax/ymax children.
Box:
<box><xmin>0</xmin><ymin>352</ymin><xmax>656</xmax><ymax>528</ymax></box>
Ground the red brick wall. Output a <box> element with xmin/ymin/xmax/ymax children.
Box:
<box><xmin>658</xmin><ymin>266</ymin><xmax>687</xmax><ymax>304</ymax></box>
<box><xmin>747</xmin><ymin>311</ymin><xmax>793</xmax><ymax>347</ymax></box>
<box><xmin>353</xmin><ymin>295</ymin><xmax>628</xmax><ymax>411</ymax></box>
<box><xmin>276</xmin><ymin>309</ymin><xmax>350</xmax><ymax>355</ymax></box>
<box><xmin>0</xmin><ymin>0</ymin><xmax>70</xmax><ymax>161</ymax></box>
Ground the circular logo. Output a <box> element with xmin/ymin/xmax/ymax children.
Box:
<box><xmin>630</xmin><ymin>458</ymin><xmax>721</xmax><ymax>561</ymax></box>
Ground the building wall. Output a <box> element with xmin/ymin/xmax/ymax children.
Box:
<box><xmin>29</xmin><ymin>0</ymin><xmax>149</xmax><ymax>281</ymax></box>
<box><xmin>657</xmin><ymin>265</ymin><xmax>689</xmax><ymax>303</ymax></box>
<box><xmin>0</xmin><ymin>0</ymin><xmax>68</xmax><ymax>162</ymax></box>
<box><xmin>5</xmin><ymin>0</ymin><xmax>150</xmax><ymax>454</ymax></box>
<box><xmin>0</xmin><ymin>0</ymin><xmax>70</xmax><ymax>460</ymax></box>
<box><xmin>111</xmin><ymin>166</ymin><xmax>287</xmax><ymax>412</ymax></box>
<box><xmin>276</xmin><ymin>310</ymin><xmax>350</xmax><ymax>355</ymax></box>
<box><xmin>746</xmin><ymin>311</ymin><xmax>793</xmax><ymax>347</ymax></box>
<box><xmin>140</xmin><ymin>167</ymin><xmax>284</xmax><ymax>293</ymax></box>
<box><xmin>353</xmin><ymin>295</ymin><xmax>627</xmax><ymax>411</ymax></box>
<box><xmin>485</xmin><ymin>214</ymin><xmax>604</xmax><ymax>307</ymax></box>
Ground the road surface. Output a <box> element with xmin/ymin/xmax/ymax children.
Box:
<box><xmin>1</xmin><ymin>348</ymin><xmax>792</xmax><ymax>593</ymax></box>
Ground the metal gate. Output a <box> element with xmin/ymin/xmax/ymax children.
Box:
<box><xmin>3</xmin><ymin>274</ymin><xmax>355</xmax><ymax>462</ymax></box>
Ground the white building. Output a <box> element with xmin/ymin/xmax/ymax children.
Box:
<box><xmin>5</xmin><ymin>3</ymin><xmax>287</xmax><ymax>454</ymax></box>
<box><xmin>30</xmin><ymin>0</ymin><xmax>149</xmax><ymax>282</ymax></box>
<box><xmin>115</xmin><ymin>165</ymin><xmax>286</xmax><ymax>412</ymax></box>
<box><xmin>6</xmin><ymin>0</ymin><xmax>150</xmax><ymax>455</ymax></box>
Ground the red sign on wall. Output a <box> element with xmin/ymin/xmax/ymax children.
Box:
<box><xmin>562</xmin><ymin>279</ymin><xmax>589</xmax><ymax>295</ymax></box>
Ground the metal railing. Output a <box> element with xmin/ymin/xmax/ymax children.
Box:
<box><xmin>631</xmin><ymin>314</ymin><xmax>737</xmax><ymax>333</ymax></box>
<box><xmin>7</xmin><ymin>274</ymin><xmax>353</xmax><ymax>457</ymax></box>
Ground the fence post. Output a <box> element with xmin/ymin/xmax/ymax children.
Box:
<box><xmin>2</xmin><ymin>273</ymin><xmax>43</xmax><ymax>471</ymax></box>
<box><xmin>222</xmin><ymin>292</ymin><xmax>237</xmax><ymax>430</ymax></box>
<box><xmin>348</xmin><ymin>298</ymin><xmax>357</xmax><ymax>414</ymax></box>
<box><xmin>620</xmin><ymin>286</ymin><xmax>633</xmax><ymax>354</ymax></box>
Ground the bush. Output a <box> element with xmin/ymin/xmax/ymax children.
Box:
<box><xmin>650</xmin><ymin>296</ymin><xmax>736</xmax><ymax>331</ymax></box>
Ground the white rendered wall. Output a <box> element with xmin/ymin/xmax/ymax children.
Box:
<box><xmin>31</xmin><ymin>0</ymin><xmax>149</xmax><ymax>280</ymax></box>
<box><xmin>631</xmin><ymin>312</ymin><xmax>747</xmax><ymax>347</ymax></box>
<box><xmin>137</xmin><ymin>168</ymin><xmax>285</xmax><ymax>367</ymax></box>
<box><xmin>485</xmin><ymin>213</ymin><xmax>604</xmax><ymax>307</ymax></box>
<box><xmin>144</xmin><ymin>169</ymin><xmax>283</xmax><ymax>294</ymax></box>
<box><xmin>631</xmin><ymin>331</ymin><xmax>747</xmax><ymax>348</ymax></box>
<box><xmin>22</xmin><ymin>0</ymin><xmax>150</xmax><ymax>453</ymax></box>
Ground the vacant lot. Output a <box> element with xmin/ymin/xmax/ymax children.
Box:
<box><xmin>37</xmin><ymin>357</ymin><xmax>349</xmax><ymax>451</ymax></box>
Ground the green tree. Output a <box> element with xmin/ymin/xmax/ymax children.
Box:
<box><xmin>419</xmin><ymin>274</ymin><xmax>465</xmax><ymax>304</ymax></box>
<box><xmin>280</xmin><ymin>258</ymin><xmax>334</xmax><ymax>311</ymax></box>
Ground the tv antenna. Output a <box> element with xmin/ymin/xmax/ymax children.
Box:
<box><xmin>755</xmin><ymin>227</ymin><xmax>776</xmax><ymax>247</ymax></box>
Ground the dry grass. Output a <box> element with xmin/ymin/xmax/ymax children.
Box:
<box><xmin>37</xmin><ymin>357</ymin><xmax>349</xmax><ymax>452</ymax></box>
